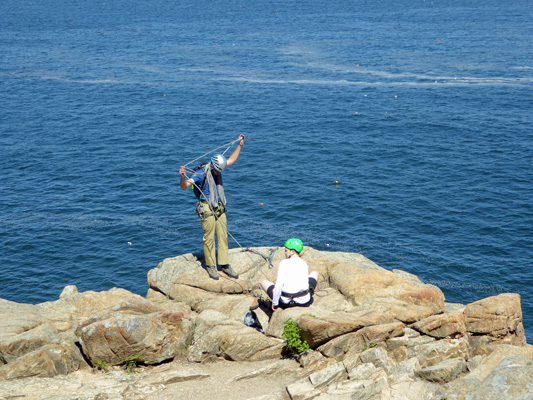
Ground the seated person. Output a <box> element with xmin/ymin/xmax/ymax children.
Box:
<box><xmin>260</xmin><ymin>238</ymin><xmax>319</xmax><ymax>311</ymax></box>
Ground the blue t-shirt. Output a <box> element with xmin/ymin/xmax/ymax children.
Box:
<box><xmin>192</xmin><ymin>166</ymin><xmax>221</xmax><ymax>202</ymax></box>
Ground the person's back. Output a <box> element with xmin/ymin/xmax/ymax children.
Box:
<box><xmin>259</xmin><ymin>238</ymin><xmax>319</xmax><ymax>310</ymax></box>
<box><xmin>276</xmin><ymin>256</ymin><xmax>310</xmax><ymax>304</ymax></box>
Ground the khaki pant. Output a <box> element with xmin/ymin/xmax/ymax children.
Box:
<box><xmin>200</xmin><ymin>203</ymin><xmax>228</xmax><ymax>267</ymax></box>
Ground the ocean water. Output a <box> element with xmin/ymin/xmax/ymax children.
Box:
<box><xmin>1</xmin><ymin>0</ymin><xmax>532</xmax><ymax>341</ymax></box>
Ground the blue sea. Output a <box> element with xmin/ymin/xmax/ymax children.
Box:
<box><xmin>1</xmin><ymin>0</ymin><xmax>532</xmax><ymax>341</ymax></box>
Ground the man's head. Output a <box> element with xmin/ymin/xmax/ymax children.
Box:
<box><xmin>284</xmin><ymin>238</ymin><xmax>303</xmax><ymax>258</ymax></box>
<box><xmin>211</xmin><ymin>154</ymin><xmax>227</xmax><ymax>173</ymax></box>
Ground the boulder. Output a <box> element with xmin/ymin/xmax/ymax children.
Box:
<box><xmin>317</xmin><ymin>322</ymin><xmax>404</xmax><ymax>360</ymax></box>
<box><xmin>264</xmin><ymin>306</ymin><xmax>330</xmax><ymax>340</ymax></box>
<box><xmin>145</xmin><ymin>288</ymin><xmax>194</xmax><ymax>317</ymax></box>
<box><xmin>309</xmin><ymin>287</ymin><xmax>353</xmax><ymax>313</ymax></box>
<box><xmin>464</xmin><ymin>293</ymin><xmax>526</xmax><ymax>346</ymax></box>
<box><xmin>317</xmin><ymin>331</ymin><xmax>366</xmax><ymax>360</ymax></box>
<box><xmin>38</xmin><ymin>287</ymin><xmax>163</xmax><ymax>328</ymax></box>
<box><xmin>411</xmin><ymin>337</ymin><xmax>471</xmax><ymax>368</ymax></box>
<box><xmin>322</xmin><ymin>375</ymin><xmax>391</xmax><ymax>399</ymax></box>
<box><xmin>147</xmin><ymin>253</ymin><xmax>250</xmax><ymax>295</ymax></box>
<box><xmin>343</xmin><ymin>345</ymin><xmax>393</xmax><ymax>376</ymax></box>
<box><xmin>325</xmin><ymin>252</ymin><xmax>445</xmax><ymax>313</ymax></box>
<box><xmin>75</xmin><ymin>310</ymin><xmax>192</xmax><ymax>366</ymax></box>
<box><xmin>412</xmin><ymin>312</ymin><xmax>466</xmax><ymax>338</ymax></box>
<box><xmin>390</xmin><ymin>380</ymin><xmax>441</xmax><ymax>400</ymax></box>
<box><xmin>356</xmin><ymin>297</ymin><xmax>436</xmax><ymax>323</ymax></box>
<box><xmin>59</xmin><ymin>285</ymin><xmax>79</xmax><ymax>299</ymax></box>
<box><xmin>437</xmin><ymin>345</ymin><xmax>533</xmax><ymax>400</ymax></box>
<box><xmin>0</xmin><ymin>323</ymin><xmax>61</xmax><ymax>364</ymax></box>
<box><xmin>0</xmin><ymin>287</ymin><xmax>179</xmax><ymax>381</ymax></box>
<box><xmin>187</xmin><ymin>310</ymin><xmax>283</xmax><ymax>362</ymax></box>
<box><xmin>348</xmin><ymin>375</ymin><xmax>391</xmax><ymax>400</ymax></box>
<box><xmin>357</xmin><ymin>321</ymin><xmax>405</xmax><ymax>345</ymax></box>
<box><xmin>356</xmin><ymin>345</ymin><xmax>393</xmax><ymax>373</ymax></box>
<box><xmin>388</xmin><ymin>357</ymin><xmax>421</xmax><ymax>383</ymax></box>
<box><xmin>298</xmin><ymin>310</ymin><xmax>395</xmax><ymax>348</ymax></box>
<box><xmin>0</xmin><ymin>344</ymin><xmax>85</xmax><ymax>380</ymax></box>
<box><xmin>415</xmin><ymin>357</ymin><xmax>467</xmax><ymax>383</ymax></box>
<box><xmin>0</xmin><ymin>299</ymin><xmax>48</xmax><ymax>340</ymax></box>
<box><xmin>285</xmin><ymin>377</ymin><xmax>318</xmax><ymax>400</ymax></box>
<box><xmin>298</xmin><ymin>351</ymin><xmax>338</xmax><ymax>375</ymax></box>
<box><xmin>307</xmin><ymin>361</ymin><xmax>347</xmax><ymax>388</ymax></box>
<box><xmin>346</xmin><ymin>361</ymin><xmax>388</xmax><ymax>382</ymax></box>
<box><xmin>147</xmin><ymin>246</ymin><xmax>330</xmax><ymax>298</ymax></box>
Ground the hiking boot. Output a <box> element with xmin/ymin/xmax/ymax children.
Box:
<box><xmin>206</xmin><ymin>265</ymin><xmax>219</xmax><ymax>280</ymax></box>
<box><xmin>249</xmin><ymin>298</ymin><xmax>259</xmax><ymax>311</ymax></box>
<box><xmin>219</xmin><ymin>264</ymin><xmax>239</xmax><ymax>279</ymax></box>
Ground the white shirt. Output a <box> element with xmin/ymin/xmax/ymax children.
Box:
<box><xmin>272</xmin><ymin>256</ymin><xmax>311</xmax><ymax>306</ymax></box>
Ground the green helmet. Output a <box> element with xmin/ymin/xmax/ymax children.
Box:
<box><xmin>284</xmin><ymin>238</ymin><xmax>304</xmax><ymax>254</ymax></box>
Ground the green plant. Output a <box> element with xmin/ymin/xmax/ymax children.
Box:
<box><xmin>119</xmin><ymin>353</ymin><xmax>142</xmax><ymax>374</ymax></box>
<box><xmin>95</xmin><ymin>360</ymin><xmax>109</xmax><ymax>373</ymax></box>
<box><xmin>363</xmin><ymin>342</ymin><xmax>377</xmax><ymax>351</ymax></box>
<box><xmin>282</xmin><ymin>318</ymin><xmax>311</xmax><ymax>354</ymax></box>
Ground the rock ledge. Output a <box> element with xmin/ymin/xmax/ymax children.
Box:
<box><xmin>0</xmin><ymin>247</ymin><xmax>530</xmax><ymax>399</ymax></box>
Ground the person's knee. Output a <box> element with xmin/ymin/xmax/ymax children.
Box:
<box><xmin>308</xmin><ymin>276</ymin><xmax>318</xmax><ymax>292</ymax></box>
<box><xmin>259</xmin><ymin>283</ymin><xmax>275</xmax><ymax>299</ymax></box>
<box><xmin>260</xmin><ymin>280</ymin><xmax>272</xmax><ymax>291</ymax></box>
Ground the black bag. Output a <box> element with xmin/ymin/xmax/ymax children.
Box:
<box><xmin>244</xmin><ymin>310</ymin><xmax>264</xmax><ymax>334</ymax></box>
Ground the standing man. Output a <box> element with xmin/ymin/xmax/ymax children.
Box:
<box><xmin>179</xmin><ymin>134</ymin><xmax>245</xmax><ymax>280</ymax></box>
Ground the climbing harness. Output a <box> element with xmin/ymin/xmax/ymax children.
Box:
<box><xmin>281</xmin><ymin>289</ymin><xmax>311</xmax><ymax>306</ymax></box>
<box><xmin>281</xmin><ymin>289</ymin><xmax>309</xmax><ymax>299</ymax></box>
<box><xmin>195</xmin><ymin>201</ymin><xmax>226</xmax><ymax>220</ymax></box>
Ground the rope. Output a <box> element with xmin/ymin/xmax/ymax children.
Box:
<box><xmin>216</xmin><ymin>216</ymin><xmax>273</xmax><ymax>282</ymax></box>
<box><xmin>183</xmin><ymin>138</ymin><xmax>240</xmax><ymax>168</ymax></box>
<box><xmin>243</xmin><ymin>248</ymin><xmax>275</xmax><ymax>269</ymax></box>
<box><xmin>313</xmin><ymin>273</ymin><xmax>330</xmax><ymax>297</ymax></box>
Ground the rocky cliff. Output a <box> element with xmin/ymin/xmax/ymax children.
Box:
<box><xmin>0</xmin><ymin>247</ymin><xmax>530</xmax><ymax>399</ymax></box>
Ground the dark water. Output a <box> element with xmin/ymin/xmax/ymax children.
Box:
<box><xmin>1</xmin><ymin>0</ymin><xmax>532</xmax><ymax>341</ymax></box>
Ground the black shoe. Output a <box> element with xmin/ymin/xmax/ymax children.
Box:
<box><xmin>219</xmin><ymin>264</ymin><xmax>239</xmax><ymax>279</ymax></box>
<box><xmin>206</xmin><ymin>265</ymin><xmax>219</xmax><ymax>280</ymax></box>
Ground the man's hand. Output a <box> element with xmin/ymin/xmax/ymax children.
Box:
<box><xmin>227</xmin><ymin>135</ymin><xmax>246</xmax><ymax>168</ymax></box>
<box><xmin>272</xmin><ymin>304</ymin><xmax>278</xmax><ymax>311</ymax></box>
<box><xmin>180</xmin><ymin>166</ymin><xmax>193</xmax><ymax>189</ymax></box>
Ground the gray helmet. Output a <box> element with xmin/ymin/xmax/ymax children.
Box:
<box><xmin>211</xmin><ymin>154</ymin><xmax>227</xmax><ymax>172</ymax></box>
